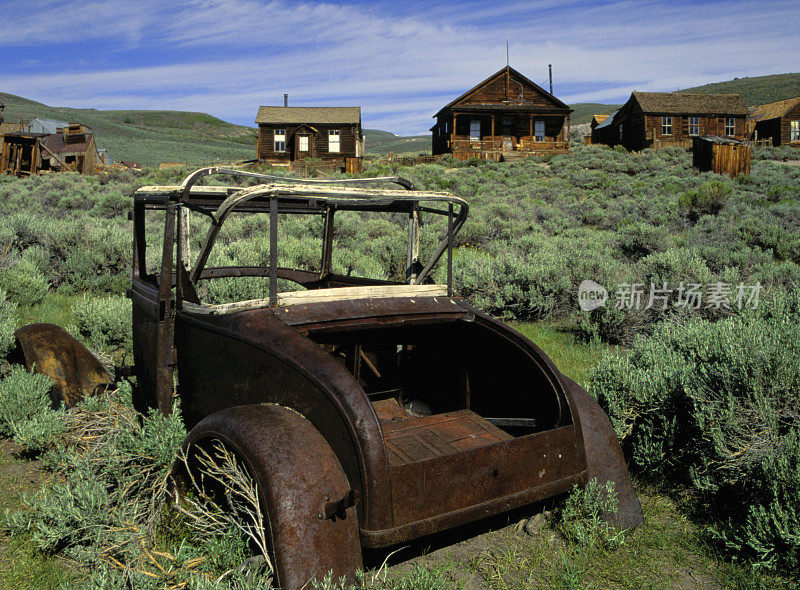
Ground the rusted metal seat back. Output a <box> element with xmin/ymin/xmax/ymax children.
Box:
<box><xmin>14</xmin><ymin>323</ymin><xmax>111</xmax><ymax>408</ymax></box>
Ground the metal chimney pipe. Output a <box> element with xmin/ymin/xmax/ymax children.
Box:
<box><xmin>548</xmin><ymin>65</ymin><xmax>553</xmax><ymax>95</ymax></box>
<box><xmin>284</xmin><ymin>94</ymin><xmax>288</xmax><ymax>107</ymax></box>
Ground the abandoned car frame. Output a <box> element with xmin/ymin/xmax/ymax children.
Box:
<box><xmin>124</xmin><ymin>166</ymin><xmax>640</xmax><ymax>588</ymax></box>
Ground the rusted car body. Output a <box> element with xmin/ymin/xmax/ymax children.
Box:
<box><xmin>130</xmin><ymin>167</ymin><xmax>642</xmax><ymax>589</ymax></box>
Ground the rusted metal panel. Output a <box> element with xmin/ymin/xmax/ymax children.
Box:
<box><xmin>14</xmin><ymin>323</ymin><xmax>110</xmax><ymax>408</ymax></box>
<box><xmin>177</xmin><ymin>404</ymin><xmax>362</xmax><ymax>590</ymax></box>
<box><xmin>387</xmin><ymin>425</ymin><xmax>582</xmax><ymax>526</ymax></box>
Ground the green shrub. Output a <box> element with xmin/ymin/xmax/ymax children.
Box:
<box><xmin>0</xmin><ymin>288</ymin><xmax>17</xmax><ymax>358</ymax></box>
<box><xmin>679</xmin><ymin>181</ymin><xmax>732</xmax><ymax>222</ymax></box>
<box><xmin>73</xmin><ymin>295</ymin><xmax>132</xmax><ymax>358</ymax></box>
<box><xmin>553</xmin><ymin>478</ymin><xmax>626</xmax><ymax>549</ymax></box>
<box><xmin>0</xmin><ymin>258</ymin><xmax>49</xmax><ymax>307</ymax></box>
<box><xmin>587</xmin><ymin>289</ymin><xmax>800</xmax><ymax>573</ymax></box>
<box><xmin>0</xmin><ymin>365</ymin><xmax>60</xmax><ymax>446</ymax></box>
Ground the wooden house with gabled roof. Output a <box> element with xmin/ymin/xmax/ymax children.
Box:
<box><xmin>748</xmin><ymin>96</ymin><xmax>800</xmax><ymax>147</ymax></box>
<box><xmin>255</xmin><ymin>104</ymin><xmax>364</xmax><ymax>167</ymax></box>
<box><xmin>431</xmin><ymin>66</ymin><xmax>573</xmax><ymax>160</ymax></box>
<box><xmin>605</xmin><ymin>91</ymin><xmax>749</xmax><ymax>151</ymax></box>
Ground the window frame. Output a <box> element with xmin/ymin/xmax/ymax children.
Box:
<box><xmin>688</xmin><ymin>116</ymin><xmax>699</xmax><ymax>136</ymax></box>
<box><xmin>274</xmin><ymin>128</ymin><xmax>286</xmax><ymax>153</ymax></box>
<box><xmin>661</xmin><ymin>116</ymin><xmax>672</xmax><ymax>136</ymax></box>
<box><xmin>725</xmin><ymin>117</ymin><xmax>736</xmax><ymax>136</ymax></box>
<box><xmin>469</xmin><ymin>119</ymin><xmax>481</xmax><ymax>142</ymax></box>
<box><xmin>790</xmin><ymin>120</ymin><xmax>800</xmax><ymax>142</ymax></box>
<box><xmin>328</xmin><ymin>129</ymin><xmax>341</xmax><ymax>153</ymax></box>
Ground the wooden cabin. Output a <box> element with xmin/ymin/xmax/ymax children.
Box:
<box><xmin>600</xmin><ymin>92</ymin><xmax>749</xmax><ymax>151</ymax></box>
<box><xmin>255</xmin><ymin>105</ymin><xmax>364</xmax><ymax>168</ymax></box>
<box><xmin>589</xmin><ymin>114</ymin><xmax>610</xmax><ymax>144</ymax></box>
<box><xmin>748</xmin><ymin>97</ymin><xmax>800</xmax><ymax>147</ymax></box>
<box><xmin>0</xmin><ymin>124</ymin><xmax>99</xmax><ymax>177</ymax></box>
<box><xmin>431</xmin><ymin>66</ymin><xmax>572</xmax><ymax>160</ymax></box>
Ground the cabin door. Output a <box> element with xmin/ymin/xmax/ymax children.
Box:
<box><xmin>502</xmin><ymin>118</ymin><xmax>514</xmax><ymax>150</ymax></box>
<box><xmin>296</xmin><ymin>134</ymin><xmax>311</xmax><ymax>159</ymax></box>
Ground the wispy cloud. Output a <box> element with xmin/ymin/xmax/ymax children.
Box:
<box><xmin>1</xmin><ymin>0</ymin><xmax>797</xmax><ymax>134</ymax></box>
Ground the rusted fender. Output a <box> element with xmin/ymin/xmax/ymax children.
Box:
<box><xmin>563</xmin><ymin>377</ymin><xmax>644</xmax><ymax>530</ymax></box>
<box><xmin>13</xmin><ymin>323</ymin><xmax>111</xmax><ymax>408</ymax></box>
<box><xmin>172</xmin><ymin>403</ymin><xmax>362</xmax><ymax>590</ymax></box>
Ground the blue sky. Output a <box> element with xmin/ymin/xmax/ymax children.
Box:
<box><xmin>1</xmin><ymin>0</ymin><xmax>798</xmax><ymax>135</ymax></box>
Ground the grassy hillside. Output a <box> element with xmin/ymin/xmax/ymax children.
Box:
<box><xmin>364</xmin><ymin>129</ymin><xmax>430</xmax><ymax>155</ymax></box>
<box><xmin>568</xmin><ymin>103</ymin><xmax>622</xmax><ymax>125</ymax></box>
<box><xmin>0</xmin><ymin>92</ymin><xmax>257</xmax><ymax>166</ymax></box>
<box><xmin>678</xmin><ymin>72</ymin><xmax>800</xmax><ymax>106</ymax></box>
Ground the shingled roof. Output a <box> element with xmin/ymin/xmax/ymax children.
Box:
<box><xmin>255</xmin><ymin>106</ymin><xmax>361</xmax><ymax>125</ymax></box>
<box><xmin>749</xmin><ymin>96</ymin><xmax>800</xmax><ymax>122</ymax></box>
<box><xmin>632</xmin><ymin>92</ymin><xmax>749</xmax><ymax>115</ymax></box>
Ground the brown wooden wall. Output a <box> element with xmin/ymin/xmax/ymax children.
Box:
<box><xmin>780</xmin><ymin>102</ymin><xmax>800</xmax><ymax>146</ymax></box>
<box><xmin>458</xmin><ymin>74</ymin><xmax>553</xmax><ymax>107</ymax></box>
<box><xmin>257</xmin><ymin>123</ymin><xmax>360</xmax><ymax>161</ymax></box>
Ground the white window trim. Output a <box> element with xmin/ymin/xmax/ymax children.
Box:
<box><xmin>725</xmin><ymin>117</ymin><xmax>736</xmax><ymax>136</ymax></box>
<box><xmin>689</xmin><ymin>116</ymin><xmax>699</xmax><ymax>136</ymax></box>
<box><xmin>662</xmin><ymin>116</ymin><xmax>672</xmax><ymax>136</ymax></box>
<box><xmin>790</xmin><ymin>120</ymin><xmax>799</xmax><ymax>142</ymax></box>
<box><xmin>298</xmin><ymin>135</ymin><xmax>309</xmax><ymax>152</ymax></box>
<box><xmin>328</xmin><ymin>129</ymin><xmax>341</xmax><ymax>153</ymax></box>
<box><xmin>274</xmin><ymin>128</ymin><xmax>286</xmax><ymax>153</ymax></box>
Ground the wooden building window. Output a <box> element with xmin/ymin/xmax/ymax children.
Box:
<box><xmin>299</xmin><ymin>136</ymin><xmax>309</xmax><ymax>152</ymax></box>
<box><xmin>791</xmin><ymin>120</ymin><xmax>799</xmax><ymax>142</ymax></box>
<box><xmin>534</xmin><ymin>120</ymin><xmax>545</xmax><ymax>141</ymax></box>
<box><xmin>328</xmin><ymin>129</ymin><xmax>341</xmax><ymax>153</ymax></box>
<box><xmin>689</xmin><ymin>116</ymin><xmax>699</xmax><ymax>136</ymax></box>
<box><xmin>662</xmin><ymin>116</ymin><xmax>672</xmax><ymax>136</ymax></box>
<box><xmin>725</xmin><ymin>118</ymin><xmax>735</xmax><ymax>136</ymax></box>
<box><xmin>274</xmin><ymin>129</ymin><xmax>286</xmax><ymax>153</ymax></box>
<box><xmin>469</xmin><ymin>119</ymin><xmax>480</xmax><ymax>142</ymax></box>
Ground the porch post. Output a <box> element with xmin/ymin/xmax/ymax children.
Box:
<box><xmin>491</xmin><ymin>115</ymin><xmax>495</xmax><ymax>141</ymax></box>
<box><xmin>529</xmin><ymin>114</ymin><xmax>533</xmax><ymax>138</ymax></box>
<box><xmin>452</xmin><ymin>112</ymin><xmax>457</xmax><ymax>144</ymax></box>
<box><xmin>567</xmin><ymin>115</ymin><xmax>571</xmax><ymax>146</ymax></box>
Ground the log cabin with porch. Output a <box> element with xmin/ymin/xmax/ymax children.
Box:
<box><xmin>748</xmin><ymin>96</ymin><xmax>800</xmax><ymax>148</ymax></box>
<box><xmin>255</xmin><ymin>104</ymin><xmax>364</xmax><ymax>170</ymax></box>
<box><xmin>605</xmin><ymin>92</ymin><xmax>749</xmax><ymax>151</ymax></box>
<box><xmin>431</xmin><ymin>66</ymin><xmax>572</xmax><ymax>161</ymax></box>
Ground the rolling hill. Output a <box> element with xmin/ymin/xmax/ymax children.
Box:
<box><xmin>677</xmin><ymin>72</ymin><xmax>800</xmax><ymax>107</ymax></box>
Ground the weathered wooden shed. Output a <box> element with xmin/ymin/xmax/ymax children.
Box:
<box><xmin>589</xmin><ymin>114</ymin><xmax>610</xmax><ymax>144</ymax></box>
<box><xmin>692</xmin><ymin>135</ymin><xmax>751</xmax><ymax>178</ymax></box>
<box><xmin>0</xmin><ymin>124</ymin><xmax>99</xmax><ymax>177</ymax></box>
<box><xmin>603</xmin><ymin>92</ymin><xmax>749</xmax><ymax>151</ymax></box>
<box><xmin>748</xmin><ymin>96</ymin><xmax>800</xmax><ymax>147</ymax></box>
<box><xmin>431</xmin><ymin>66</ymin><xmax>572</xmax><ymax>160</ymax></box>
<box><xmin>255</xmin><ymin>105</ymin><xmax>364</xmax><ymax>169</ymax></box>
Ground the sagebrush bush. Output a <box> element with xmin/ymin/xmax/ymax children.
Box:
<box><xmin>587</xmin><ymin>289</ymin><xmax>800</xmax><ymax>573</ymax></box>
<box><xmin>0</xmin><ymin>258</ymin><xmax>49</xmax><ymax>307</ymax></box>
<box><xmin>73</xmin><ymin>294</ymin><xmax>132</xmax><ymax>359</ymax></box>
<box><xmin>0</xmin><ymin>288</ymin><xmax>16</xmax><ymax>358</ymax></box>
<box><xmin>0</xmin><ymin>365</ymin><xmax>60</xmax><ymax>446</ymax></box>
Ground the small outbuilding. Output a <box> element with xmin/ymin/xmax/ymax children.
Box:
<box><xmin>748</xmin><ymin>96</ymin><xmax>800</xmax><ymax>147</ymax></box>
<box><xmin>692</xmin><ymin>135</ymin><xmax>751</xmax><ymax>178</ymax></box>
<box><xmin>0</xmin><ymin>123</ymin><xmax>99</xmax><ymax>177</ymax></box>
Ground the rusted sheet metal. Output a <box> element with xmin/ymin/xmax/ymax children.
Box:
<box><xmin>174</xmin><ymin>308</ymin><xmax>394</xmax><ymax>532</ymax></box>
<box><xmin>14</xmin><ymin>323</ymin><xmax>110</xmax><ymax>407</ymax></box>
<box><xmin>175</xmin><ymin>404</ymin><xmax>362</xmax><ymax>590</ymax></box>
<box><xmin>563</xmin><ymin>378</ymin><xmax>645</xmax><ymax>529</ymax></box>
